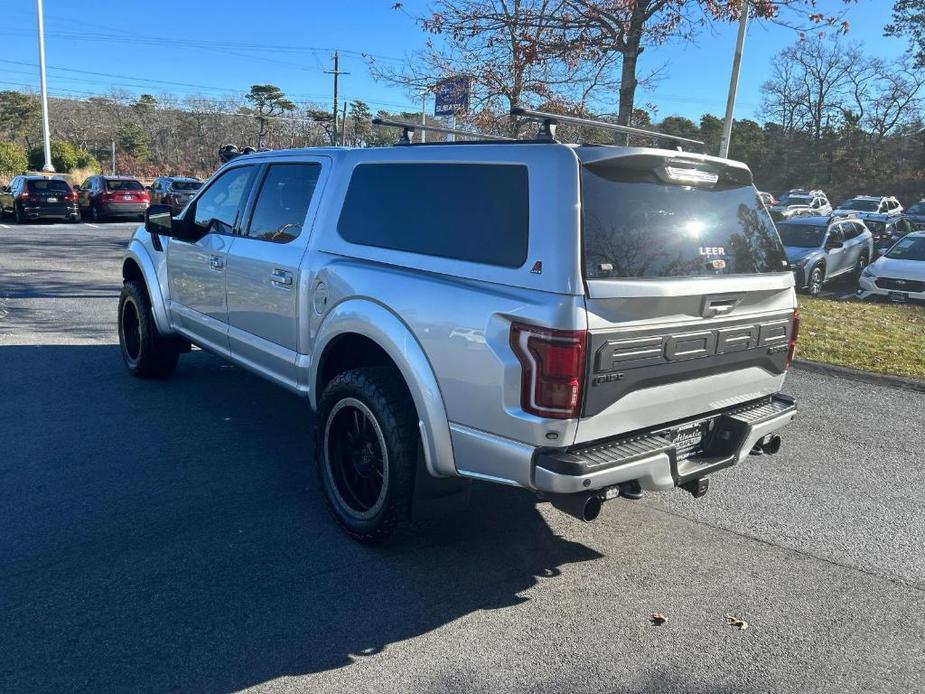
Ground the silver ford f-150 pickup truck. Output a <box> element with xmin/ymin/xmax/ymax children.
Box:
<box><xmin>118</xmin><ymin>111</ymin><xmax>798</xmax><ymax>543</ymax></box>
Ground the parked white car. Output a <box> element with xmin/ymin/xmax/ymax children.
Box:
<box><xmin>833</xmin><ymin>196</ymin><xmax>903</xmax><ymax>219</ymax></box>
<box><xmin>857</xmin><ymin>231</ymin><xmax>925</xmax><ymax>303</ymax></box>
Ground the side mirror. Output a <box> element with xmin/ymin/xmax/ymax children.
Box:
<box><xmin>145</xmin><ymin>204</ymin><xmax>202</xmax><ymax>241</ymax></box>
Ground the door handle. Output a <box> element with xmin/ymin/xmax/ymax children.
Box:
<box><xmin>209</xmin><ymin>255</ymin><xmax>224</xmax><ymax>271</ymax></box>
<box><xmin>271</xmin><ymin>269</ymin><xmax>293</xmax><ymax>287</ymax></box>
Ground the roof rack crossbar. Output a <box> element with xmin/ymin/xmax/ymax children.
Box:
<box><xmin>510</xmin><ymin>107</ymin><xmax>705</xmax><ymax>148</ymax></box>
<box><xmin>371</xmin><ymin>117</ymin><xmax>514</xmax><ymax>145</ymax></box>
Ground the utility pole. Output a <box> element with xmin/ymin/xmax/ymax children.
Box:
<box><xmin>111</xmin><ymin>140</ymin><xmax>115</xmax><ymax>175</ymax></box>
<box><xmin>36</xmin><ymin>0</ymin><xmax>54</xmax><ymax>172</ymax></box>
<box><xmin>719</xmin><ymin>0</ymin><xmax>749</xmax><ymax>159</ymax></box>
<box><xmin>341</xmin><ymin>101</ymin><xmax>347</xmax><ymax>147</ymax></box>
<box><xmin>325</xmin><ymin>52</ymin><xmax>349</xmax><ymax>146</ymax></box>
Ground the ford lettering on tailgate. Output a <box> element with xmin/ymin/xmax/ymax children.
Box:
<box><xmin>594</xmin><ymin>319</ymin><xmax>789</xmax><ymax>374</ymax></box>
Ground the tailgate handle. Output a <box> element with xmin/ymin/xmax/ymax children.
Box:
<box><xmin>701</xmin><ymin>294</ymin><xmax>743</xmax><ymax>318</ymax></box>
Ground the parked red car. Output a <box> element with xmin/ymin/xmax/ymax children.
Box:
<box><xmin>76</xmin><ymin>175</ymin><xmax>149</xmax><ymax>222</ymax></box>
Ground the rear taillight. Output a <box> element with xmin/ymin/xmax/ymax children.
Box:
<box><xmin>65</xmin><ymin>192</ymin><xmax>77</xmax><ymax>201</ymax></box>
<box><xmin>510</xmin><ymin>322</ymin><xmax>587</xmax><ymax>419</ymax></box>
<box><xmin>18</xmin><ymin>191</ymin><xmax>29</xmax><ymax>200</ymax></box>
<box><xmin>786</xmin><ymin>308</ymin><xmax>800</xmax><ymax>369</ymax></box>
<box><xmin>140</xmin><ymin>190</ymin><xmax>150</xmax><ymax>202</ymax></box>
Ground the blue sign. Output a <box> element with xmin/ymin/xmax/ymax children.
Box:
<box><xmin>434</xmin><ymin>77</ymin><xmax>470</xmax><ymax>116</ymax></box>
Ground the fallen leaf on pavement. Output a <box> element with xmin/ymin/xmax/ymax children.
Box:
<box><xmin>650</xmin><ymin>612</ymin><xmax>667</xmax><ymax>626</ymax></box>
<box><xmin>725</xmin><ymin>614</ymin><xmax>749</xmax><ymax>630</ymax></box>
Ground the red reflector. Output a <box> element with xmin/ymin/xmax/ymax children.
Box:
<box><xmin>510</xmin><ymin>322</ymin><xmax>587</xmax><ymax>419</ymax></box>
<box><xmin>786</xmin><ymin>308</ymin><xmax>800</xmax><ymax>368</ymax></box>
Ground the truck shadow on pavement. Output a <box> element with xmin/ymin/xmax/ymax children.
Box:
<box><xmin>1</xmin><ymin>344</ymin><xmax>604</xmax><ymax>692</ymax></box>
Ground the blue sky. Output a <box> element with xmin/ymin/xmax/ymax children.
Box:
<box><xmin>0</xmin><ymin>0</ymin><xmax>906</xmax><ymax>123</ymax></box>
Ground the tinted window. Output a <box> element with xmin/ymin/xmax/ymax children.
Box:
<box><xmin>170</xmin><ymin>180</ymin><xmax>202</xmax><ymax>192</ymax></box>
<box><xmin>106</xmin><ymin>179</ymin><xmax>144</xmax><ymax>191</ymax></box>
<box><xmin>194</xmin><ymin>166</ymin><xmax>255</xmax><ymax>232</ymax></box>
<box><xmin>27</xmin><ymin>179</ymin><xmax>70</xmax><ymax>192</ymax></box>
<box><xmin>246</xmin><ymin>163</ymin><xmax>320</xmax><ymax>243</ymax></box>
<box><xmin>842</xmin><ymin>223</ymin><xmax>859</xmax><ymax>240</ymax></box>
<box><xmin>777</xmin><ymin>224</ymin><xmax>825</xmax><ymax>248</ymax></box>
<box><xmin>337</xmin><ymin>163</ymin><xmax>529</xmax><ymax>268</ymax></box>
<box><xmin>906</xmin><ymin>202</ymin><xmax>925</xmax><ymax>215</ymax></box>
<box><xmin>582</xmin><ymin>165</ymin><xmax>787</xmax><ymax>278</ymax></box>
<box><xmin>828</xmin><ymin>226</ymin><xmax>844</xmax><ymax>243</ymax></box>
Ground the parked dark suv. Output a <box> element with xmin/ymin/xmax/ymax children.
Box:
<box><xmin>76</xmin><ymin>175</ymin><xmax>149</xmax><ymax>222</ymax></box>
<box><xmin>149</xmin><ymin>177</ymin><xmax>202</xmax><ymax>214</ymax></box>
<box><xmin>0</xmin><ymin>176</ymin><xmax>80</xmax><ymax>223</ymax></box>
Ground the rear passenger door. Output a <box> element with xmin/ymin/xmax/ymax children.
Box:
<box><xmin>225</xmin><ymin>159</ymin><xmax>325</xmax><ymax>389</ymax></box>
<box><xmin>825</xmin><ymin>224</ymin><xmax>848</xmax><ymax>275</ymax></box>
<box><xmin>841</xmin><ymin>221</ymin><xmax>863</xmax><ymax>269</ymax></box>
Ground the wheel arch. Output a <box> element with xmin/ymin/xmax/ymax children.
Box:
<box><xmin>122</xmin><ymin>241</ymin><xmax>172</xmax><ymax>335</ymax></box>
<box><xmin>311</xmin><ymin>299</ymin><xmax>456</xmax><ymax>478</ymax></box>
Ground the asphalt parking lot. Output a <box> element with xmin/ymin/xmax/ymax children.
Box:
<box><xmin>1</xmin><ymin>222</ymin><xmax>923</xmax><ymax>694</ymax></box>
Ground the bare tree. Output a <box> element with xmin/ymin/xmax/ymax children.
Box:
<box><xmin>372</xmin><ymin>0</ymin><xmax>618</xmax><ymax>136</ymax></box>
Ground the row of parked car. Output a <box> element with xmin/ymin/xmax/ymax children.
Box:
<box><xmin>0</xmin><ymin>174</ymin><xmax>202</xmax><ymax>223</ymax></box>
<box><xmin>760</xmin><ymin>188</ymin><xmax>925</xmax><ymax>303</ymax></box>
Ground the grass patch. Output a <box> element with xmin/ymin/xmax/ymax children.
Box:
<box><xmin>798</xmin><ymin>297</ymin><xmax>925</xmax><ymax>379</ymax></box>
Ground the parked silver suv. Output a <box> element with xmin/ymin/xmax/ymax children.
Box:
<box><xmin>117</xmin><ymin>111</ymin><xmax>799</xmax><ymax>543</ymax></box>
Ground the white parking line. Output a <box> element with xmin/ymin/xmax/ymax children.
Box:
<box><xmin>84</xmin><ymin>223</ymin><xmax>100</xmax><ymax>228</ymax></box>
<box><xmin>0</xmin><ymin>224</ymin><xmax>9</xmax><ymax>229</ymax></box>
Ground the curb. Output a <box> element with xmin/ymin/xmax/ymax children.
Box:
<box><xmin>792</xmin><ymin>359</ymin><xmax>925</xmax><ymax>393</ymax></box>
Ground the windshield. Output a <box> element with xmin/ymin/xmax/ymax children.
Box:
<box><xmin>582</xmin><ymin>166</ymin><xmax>788</xmax><ymax>279</ymax></box>
<box><xmin>106</xmin><ymin>179</ymin><xmax>144</xmax><ymax>191</ymax></box>
<box><xmin>779</xmin><ymin>194</ymin><xmax>810</xmax><ymax>205</ymax></box>
<box><xmin>886</xmin><ymin>236</ymin><xmax>925</xmax><ymax>261</ymax></box>
<box><xmin>777</xmin><ymin>223</ymin><xmax>825</xmax><ymax>248</ymax></box>
<box><xmin>170</xmin><ymin>181</ymin><xmax>202</xmax><ymax>192</ymax></box>
<box><xmin>906</xmin><ymin>202</ymin><xmax>925</xmax><ymax>215</ymax></box>
<box><xmin>27</xmin><ymin>179</ymin><xmax>70</xmax><ymax>192</ymax></box>
<box><xmin>839</xmin><ymin>199</ymin><xmax>878</xmax><ymax>212</ymax></box>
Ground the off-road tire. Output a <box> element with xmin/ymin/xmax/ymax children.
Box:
<box><xmin>91</xmin><ymin>203</ymin><xmax>106</xmax><ymax>222</ymax></box>
<box><xmin>316</xmin><ymin>367</ymin><xmax>418</xmax><ymax>544</ymax></box>
<box><xmin>118</xmin><ymin>279</ymin><xmax>180</xmax><ymax>379</ymax></box>
<box><xmin>13</xmin><ymin>204</ymin><xmax>25</xmax><ymax>224</ymax></box>
<box><xmin>806</xmin><ymin>265</ymin><xmax>824</xmax><ymax>296</ymax></box>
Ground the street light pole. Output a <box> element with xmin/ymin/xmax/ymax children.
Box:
<box><xmin>36</xmin><ymin>0</ymin><xmax>54</xmax><ymax>172</ymax></box>
<box><xmin>719</xmin><ymin>0</ymin><xmax>749</xmax><ymax>159</ymax></box>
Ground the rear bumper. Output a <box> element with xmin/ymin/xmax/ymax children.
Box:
<box><xmin>102</xmin><ymin>202</ymin><xmax>148</xmax><ymax>216</ymax></box>
<box><xmin>450</xmin><ymin>394</ymin><xmax>797</xmax><ymax>494</ymax></box>
<box><xmin>20</xmin><ymin>204</ymin><xmax>79</xmax><ymax>219</ymax></box>
<box><xmin>534</xmin><ymin>395</ymin><xmax>797</xmax><ymax>494</ymax></box>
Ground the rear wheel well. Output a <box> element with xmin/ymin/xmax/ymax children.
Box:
<box><xmin>316</xmin><ymin>333</ymin><xmax>401</xmax><ymax>396</ymax></box>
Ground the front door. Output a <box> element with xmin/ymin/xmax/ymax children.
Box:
<box><xmin>166</xmin><ymin>164</ymin><xmax>257</xmax><ymax>356</ymax></box>
<box><xmin>225</xmin><ymin>160</ymin><xmax>324</xmax><ymax>390</ymax></box>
